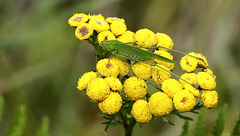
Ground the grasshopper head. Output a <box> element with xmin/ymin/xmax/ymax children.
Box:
<box><xmin>100</xmin><ymin>40</ymin><xmax>117</xmax><ymax>52</ymax></box>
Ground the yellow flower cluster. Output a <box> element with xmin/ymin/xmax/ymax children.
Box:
<box><xmin>70</xmin><ymin>13</ymin><xmax>218</xmax><ymax>124</ymax></box>
<box><xmin>68</xmin><ymin>13</ymin><xmax>129</xmax><ymax>42</ymax></box>
<box><xmin>76</xmin><ymin>56</ymin><xmax>129</xmax><ymax>115</ymax></box>
<box><xmin>179</xmin><ymin>52</ymin><xmax>218</xmax><ymax>109</ymax></box>
<box><xmin>68</xmin><ymin>13</ymin><xmax>175</xmax><ymax>50</ymax></box>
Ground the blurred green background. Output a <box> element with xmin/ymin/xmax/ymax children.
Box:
<box><xmin>0</xmin><ymin>0</ymin><xmax>239</xmax><ymax>135</ymax></box>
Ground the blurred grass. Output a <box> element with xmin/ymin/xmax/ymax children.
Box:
<box><xmin>0</xmin><ymin>0</ymin><xmax>239</xmax><ymax>136</ymax></box>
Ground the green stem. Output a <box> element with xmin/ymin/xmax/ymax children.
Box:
<box><xmin>87</xmin><ymin>35</ymin><xmax>106</xmax><ymax>60</ymax></box>
<box><xmin>124</xmin><ymin>117</ymin><xmax>136</xmax><ymax>136</ymax></box>
<box><xmin>119</xmin><ymin>98</ymin><xmax>136</xmax><ymax>136</ymax></box>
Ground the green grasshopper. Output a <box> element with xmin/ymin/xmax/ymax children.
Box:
<box><xmin>100</xmin><ymin>40</ymin><xmax>192</xmax><ymax>84</ymax></box>
<box><xmin>100</xmin><ymin>40</ymin><xmax>174</xmax><ymax>63</ymax></box>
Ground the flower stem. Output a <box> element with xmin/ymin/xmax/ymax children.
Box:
<box><xmin>119</xmin><ymin>98</ymin><xmax>136</xmax><ymax>136</ymax></box>
<box><xmin>124</xmin><ymin>117</ymin><xmax>136</xmax><ymax>136</ymax></box>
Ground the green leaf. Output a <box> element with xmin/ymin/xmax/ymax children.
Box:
<box><xmin>104</xmin><ymin>120</ymin><xmax>122</xmax><ymax>135</ymax></box>
<box><xmin>190</xmin><ymin>102</ymin><xmax>204</xmax><ymax>114</ymax></box>
<box><xmin>195</xmin><ymin>108</ymin><xmax>206</xmax><ymax>136</ymax></box>
<box><xmin>89</xmin><ymin>99</ymin><xmax>98</xmax><ymax>103</ymax></box>
<box><xmin>161</xmin><ymin>117</ymin><xmax>175</xmax><ymax>126</ymax></box>
<box><xmin>99</xmin><ymin>112</ymin><xmax>123</xmax><ymax>135</ymax></box>
<box><xmin>98</xmin><ymin>113</ymin><xmax>114</xmax><ymax>120</ymax></box>
<box><xmin>231</xmin><ymin>114</ymin><xmax>240</xmax><ymax>136</ymax></box>
<box><xmin>212</xmin><ymin>104</ymin><xmax>227</xmax><ymax>136</ymax></box>
<box><xmin>0</xmin><ymin>95</ymin><xmax>4</xmax><ymax>123</ymax></box>
<box><xmin>36</xmin><ymin>116</ymin><xmax>50</xmax><ymax>136</ymax></box>
<box><xmin>7</xmin><ymin>106</ymin><xmax>27</xmax><ymax>136</ymax></box>
<box><xmin>180</xmin><ymin>120</ymin><xmax>190</xmax><ymax>136</ymax></box>
<box><xmin>175</xmin><ymin>113</ymin><xmax>193</xmax><ymax>121</ymax></box>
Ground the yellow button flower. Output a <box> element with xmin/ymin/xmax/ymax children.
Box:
<box><xmin>148</xmin><ymin>92</ymin><xmax>173</xmax><ymax>117</ymax></box>
<box><xmin>98</xmin><ymin>31</ymin><xmax>116</xmax><ymax>44</ymax></box>
<box><xmin>156</xmin><ymin>33</ymin><xmax>174</xmax><ymax>51</ymax></box>
<box><xmin>135</xmin><ymin>29</ymin><xmax>157</xmax><ymax>47</ymax></box>
<box><xmin>75</xmin><ymin>23</ymin><xmax>93</xmax><ymax>40</ymax></box>
<box><xmin>179</xmin><ymin>73</ymin><xmax>197</xmax><ymax>87</ymax></box>
<box><xmin>89</xmin><ymin>17</ymin><xmax>109</xmax><ymax>33</ymax></box>
<box><xmin>77</xmin><ymin>71</ymin><xmax>97</xmax><ymax>91</ymax></box>
<box><xmin>184</xmin><ymin>84</ymin><xmax>200</xmax><ymax>98</ymax></box>
<box><xmin>180</xmin><ymin>55</ymin><xmax>198</xmax><ymax>72</ymax></box>
<box><xmin>201</xmin><ymin>90</ymin><xmax>218</xmax><ymax>109</ymax></box>
<box><xmin>106</xmin><ymin>17</ymin><xmax>125</xmax><ymax>24</ymax></box>
<box><xmin>131</xmin><ymin>100</ymin><xmax>152</xmax><ymax>123</ymax></box>
<box><xmin>96</xmin><ymin>59</ymin><xmax>120</xmax><ymax>77</ymax></box>
<box><xmin>203</xmin><ymin>68</ymin><xmax>216</xmax><ymax>79</ymax></box>
<box><xmin>162</xmin><ymin>78</ymin><xmax>182</xmax><ymax>98</ymax></box>
<box><xmin>173</xmin><ymin>90</ymin><xmax>196</xmax><ymax>112</ymax></box>
<box><xmin>151</xmin><ymin>64</ymin><xmax>171</xmax><ymax>85</ymax></box>
<box><xmin>86</xmin><ymin>78</ymin><xmax>110</xmax><ymax>101</ymax></box>
<box><xmin>104</xmin><ymin>77</ymin><xmax>123</xmax><ymax>92</ymax></box>
<box><xmin>110</xmin><ymin>21</ymin><xmax>127</xmax><ymax>36</ymax></box>
<box><xmin>89</xmin><ymin>13</ymin><xmax>105</xmax><ymax>20</ymax></box>
<box><xmin>188</xmin><ymin>52</ymin><xmax>209</xmax><ymax>68</ymax></box>
<box><xmin>68</xmin><ymin>13</ymin><xmax>89</xmax><ymax>27</ymax></box>
<box><xmin>117</xmin><ymin>30</ymin><xmax>135</xmax><ymax>44</ymax></box>
<box><xmin>98</xmin><ymin>92</ymin><xmax>122</xmax><ymax>115</ymax></box>
<box><xmin>153</xmin><ymin>50</ymin><xmax>175</xmax><ymax>70</ymax></box>
<box><xmin>197</xmin><ymin>72</ymin><xmax>216</xmax><ymax>90</ymax></box>
<box><xmin>110</xmin><ymin>56</ymin><xmax>130</xmax><ymax>77</ymax></box>
<box><xmin>123</xmin><ymin>76</ymin><xmax>147</xmax><ymax>101</ymax></box>
<box><xmin>132</xmin><ymin>60</ymin><xmax>152</xmax><ymax>80</ymax></box>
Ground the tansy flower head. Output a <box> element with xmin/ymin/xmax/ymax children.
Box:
<box><xmin>153</xmin><ymin>50</ymin><xmax>175</xmax><ymax>70</ymax></box>
<box><xmin>201</xmin><ymin>90</ymin><xmax>218</xmax><ymax>109</ymax></box>
<box><xmin>75</xmin><ymin>23</ymin><xmax>93</xmax><ymax>40</ymax></box>
<box><xmin>188</xmin><ymin>52</ymin><xmax>209</xmax><ymax>68</ymax></box>
<box><xmin>117</xmin><ymin>30</ymin><xmax>135</xmax><ymax>44</ymax></box>
<box><xmin>98</xmin><ymin>92</ymin><xmax>122</xmax><ymax>115</ymax></box>
<box><xmin>148</xmin><ymin>92</ymin><xmax>173</xmax><ymax>117</ymax></box>
<box><xmin>86</xmin><ymin>78</ymin><xmax>110</xmax><ymax>101</ymax></box>
<box><xmin>162</xmin><ymin>78</ymin><xmax>182</xmax><ymax>98</ymax></box>
<box><xmin>110</xmin><ymin>56</ymin><xmax>130</xmax><ymax>77</ymax></box>
<box><xmin>131</xmin><ymin>100</ymin><xmax>152</xmax><ymax>123</ymax></box>
<box><xmin>89</xmin><ymin>17</ymin><xmax>109</xmax><ymax>33</ymax></box>
<box><xmin>151</xmin><ymin>64</ymin><xmax>171</xmax><ymax>85</ymax></box>
<box><xmin>179</xmin><ymin>72</ymin><xmax>197</xmax><ymax>87</ymax></box>
<box><xmin>203</xmin><ymin>68</ymin><xmax>216</xmax><ymax>79</ymax></box>
<box><xmin>77</xmin><ymin>71</ymin><xmax>97</xmax><ymax>91</ymax></box>
<box><xmin>156</xmin><ymin>33</ymin><xmax>174</xmax><ymax>51</ymax></box>
<box><xmin>96</xmin><ymin>58</ymin><xmax>120</xmax><ymax>77</ymax></box>
<box><xmin>197</xmin><ymin>72</ymin><xmax>216</xmax><ymax>90</ymax></box>
<box><xmin>104</xmin><ymin>77</ymin><xmax>123</xmax><ymax>92</ymax></box>
<box><xmin>106</xmin><ymin>17</ymin><xmax>125</xmax><ymax>23</ymax></box>
<box><xmin>68</xmin><ymin>13</ymin><xmax>89</xmax><ymax>27</ymax></box>
<box><xmin>89</xmin><ymin>13</ymin><xmax>105</xmax><ymax>20</ymax></box>
<box><xmin>184</xmin><ymin>84</ymin><xmax>200</xmax><ymax>98</ymax></box>
<box><xmin>110</xmin><ymin>21</ymin><xmax>127</xmax><ymax>36</ymax></box>
<box><xmin>173</xmin><ymin>90</ymin><xmax>196</xmax><ymax>112</ymax></box>
<box><xmin>132</xmin><ymin>60</ymin><xmax>152</xmax><ymax>80</ymax></box>
<box><xmin>180</xmin><ymin>55</ymin><xmax>198</xmax><ymax>72</ymax></box>
<box><xmin>135</xmin><ymin>29</ymin><xmax>157</xmax><ymax>47</ymax></box>
<box><xmin>123</xmin><ymin>76</ymin><xmax>147</xmax><ymax>101</ymax></box>
<box><xmin>98</xmin><ymin>31</ymin><xmax>116</xmax><ymax>44</ymax></box>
